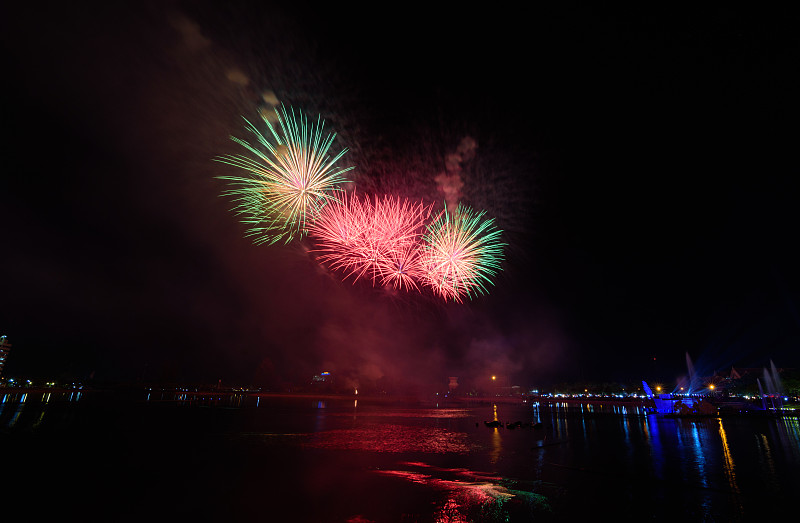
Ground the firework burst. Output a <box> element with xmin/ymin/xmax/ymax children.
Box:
<box><xmin>419</xmin><ymin>204</ymin><xmax>505</xmax><ymax>302</ymax></box>
<box><xmin>310</xmin><ymin>193</ymin><xmax>432</xmax><ymax>288</ymax></box>
<box><xmin>215</xmin><ymin>105</ymin><xmax>353</xmax><ymax>244</ymax></box>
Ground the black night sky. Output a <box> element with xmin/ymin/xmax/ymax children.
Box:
<box><xmin>2</xmin><ymin>2</ymin><xmax>798</xmax><ymax>390</ymax></box>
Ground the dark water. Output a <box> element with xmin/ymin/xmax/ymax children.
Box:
<box><xmin>2</xmin><ymin>392</ymin><xmax>798</xmax><ymax>522</ymax></box>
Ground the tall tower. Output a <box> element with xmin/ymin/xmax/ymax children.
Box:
<box><xmin>0</xmin><ymin>335</ymin><xmax>10</xmax><ymax>378</ymax></box>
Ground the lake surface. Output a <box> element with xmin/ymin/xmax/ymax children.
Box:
<box><xmin>2</xmin><ymin>391</ymin><xmax>798</xmax><ymax>522</ymax></box>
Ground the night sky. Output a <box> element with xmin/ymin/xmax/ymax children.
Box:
<box><xmin>2</xmin><ymin>2</ymin><xmax>797</xmax><ymax>390</ymax></box>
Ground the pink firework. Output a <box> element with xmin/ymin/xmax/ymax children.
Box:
<box><xmin>376</xmin><ymin>240</ymin><xmax>425</xmax><ymax>291</ymax></box>
<box><xmin>310</xmin><ymin>193</ymin><xmax>431</xmax><ymax>288</ymax></box>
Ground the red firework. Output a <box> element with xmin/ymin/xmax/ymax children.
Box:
<box><xmin>310</xmin><ymin>193</ymin><xmax>431</xmax><ymax>288</ymax></box>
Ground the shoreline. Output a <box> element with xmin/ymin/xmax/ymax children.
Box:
<box><xmin>2</xmin><ymin>387</ymin><xmax>797</xmax><ymax>416</ymax></box>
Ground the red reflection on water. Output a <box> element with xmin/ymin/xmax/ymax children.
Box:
<box><xmin>398</xmin><ymin>461</ymin><xmax>504</xmax><ymax>483</ymax></box>
<box><xmin>306</xmin><ymin>424</ymin><xmax>472</xmax><ymax>453</ymax></box>
<box><xmin>327</xmin><ymin>408</ymin><xmax>472</xmax><ymax>419</ymax></box>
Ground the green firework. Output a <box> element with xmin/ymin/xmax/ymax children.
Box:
<box><xmin>215</xmin><ymin>105</ymin><xmax>353</xmax><ymax>245</ymax></box>
<box><xmin>420</xmin><ymin>203</ymin><xmax>506</xmax><ymax>302</ymax></box>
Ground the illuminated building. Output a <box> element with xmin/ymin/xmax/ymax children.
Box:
<box><xmin>0</xmin><ymin>335</ymin><xmax>10</xmax><ymax>377</ymax></box>
<box><xmin>311</xmin><ymin>371</ymin><xmax>334</xmax><ymax>392</ymax></box>
<box><xmin>312</xmin><ymin>371</ymin><xmax>332</xmax><ymax>383</ymax></box>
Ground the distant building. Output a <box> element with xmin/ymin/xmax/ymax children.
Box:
<box><xmin>0</xmin><ymin>335</ymin><xmax>10</xmax><ymax>377</ymax></box>
<box><xmin>448</xmin><ymin>377</ymin><xmax>458</xmax><ymax>392</ymax></box>
<box><xmin>312</xmin><ymin>371</ymin><xmax>332</xmax><ymax>383</ymax></box>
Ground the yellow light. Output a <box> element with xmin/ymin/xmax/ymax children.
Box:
<box><xmin>709</xmin><ymin>384</ymin><xmax>715</xmax><ymax>390</ymax></box>
<box><xmin>656</xmin><ymin>386</ymin><xmax>662</xmax><ymax>392</ymax></box>
<box><xmin>491</xmin><ymin>376</ymin><xmax>496</xmax><ymax>381</ymax></box>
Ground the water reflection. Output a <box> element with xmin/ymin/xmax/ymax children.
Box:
<box><xmin>489</xmin><ymin>425</ymin><xmax>502</xmax><ymax>464</ymax></box>
<box><xmin>756</xmin><ymin>432</ymin><xmax>778</xmax><ymax>491</ymax></box>
<box><xmin>377</xmin><ymin>461</ymin><xmax>550</xmax><ymax>522</ymax></box>
<box><xmin>2</xmin><ymin>395</ymin><xmax>799</xmax><ymax>521</ymax></box>
<box><xmin>7</xmin><ymin>399</ymin><xmax>25</xmax><ymax>427</ymax></box>
<box><xmin>530</xmin><ymin>403</ymin><xmax>800</xmax><ymax>520</ymax></box>
<box><xmin>718</xmin><ymin>418</ymin><xmax>743</xmax><ymax>517</ymax></box>
<box><xmin>306</xmin><ymin>423</ymin><xmax>473</xmax><ymax>453</ymax></box>
<box><xmin>645</xmin><ymin>414</ymin><xmax>665</xmax><ymax>480</ymax></box>
<box><xmin>143</xmin><ymin>390</ymin><xmax>249</xmax><ymax>407</ymax></box>
<box><xmin>1</xmin><ymin>390</ymin><xmax>83</xmax><ymax>429</ymax></box>
<box><xmin>489</xmin><ymin>404</ymin><xmax>502</xmax><ymax>464</ymax></box>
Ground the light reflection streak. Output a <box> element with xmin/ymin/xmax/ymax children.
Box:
<box><xmin>581</xmin><ymin>405</ymin><xmax>588</xmax><ymax>444</ymax></box>
<box><xmin>779</xmin><ymin>417</ymin><xmax>800</xmax><ymax>461</ymax></box>
<box><xmin>756</xmin><ymin>433</ymin><xmax>778</xmax><ymax>491</ymax></box>
<box><xmin>644</xmin><ymin>414</ymin><xmax>664</xmax><ymax>481</ymax></box>
<box><xmin>7</xmin><ymin>401</ymin><xmax>25</xmax><ymax>427</ymax></box>
<box><xmin>489</xmin><ymin>403</ymin><xmax>502</xmax><ymax>464</ymax></box>
<box><xmin>718</xmin><ymin>418</ymin><xmax>741</xmax><ymax>512</ymax></box>
<box><xmin>554</xmin><ymin>412</ymin><xmax>563</xmax><ymax>441</ymax></box>
<box><xmin>689</xmin><ymin>422</ymin><xmax>713</xmax><ymax>519</ymax></box>
<box><xmin>690</xmin><ymin>424</ymin><xmax>708</xmax><ymax>489</ymax></box>
<box><xmin>32</xmin><ymin>411</ymin><xmax>46</xmax><ymax>429</ymax></box>
<box><xmin>489</xmin><ymin>425</ymin><xmax>502</xmax><ymax>464</ymax></box>
<box><xmin>622</xmin><ymin>416</ymin><xmax>630</xmax><ymax>447</ymax></box>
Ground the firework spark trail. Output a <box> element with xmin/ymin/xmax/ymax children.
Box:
<box><xmin>419</xmin><ymin>204</ymin><xmax>505</xmax><ymax>303</ymax></box>
<box><xmin>371</xmin><ymin>197</ymin><xmax>432</xmax><ymax>291</ymax></box>
<box><xmin>376</xmin><ymin>241</ymin><xmax>426</xmax><ymax>292</ymax></box>
<box><xmin>215</xmin><ymin>105</ymin><xmax>353</xmax><ymax>245</ymax></box>
<box><xmin>310</xmin><ymin>193</ymin><xmax>432</xmax><ymax>289</ymax></box>
<box><xmin>310</xmin><ymin>192</ymin><xmax>375</xmax><ymax>281</ymax></box>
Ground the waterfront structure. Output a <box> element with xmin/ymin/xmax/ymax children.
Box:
<box><xmin>0</xmin><ymin>335</ymin><xmax>10</xmax><ymax>377</ymax></box>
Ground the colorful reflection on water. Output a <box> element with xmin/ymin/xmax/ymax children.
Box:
<box><xmin>0</xmin><ymin>390</ymin><xmax>82</xmax><ymax>429</ymax></box>
<box><xmin>2</xmin><ymin>393</ymin><xmax>799</xmax><ymax>521</ymax></box>
<box><xmin>377</xmin><ymin>462</ymin><xmax>550</xmax><ymax>522</ymax></box>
